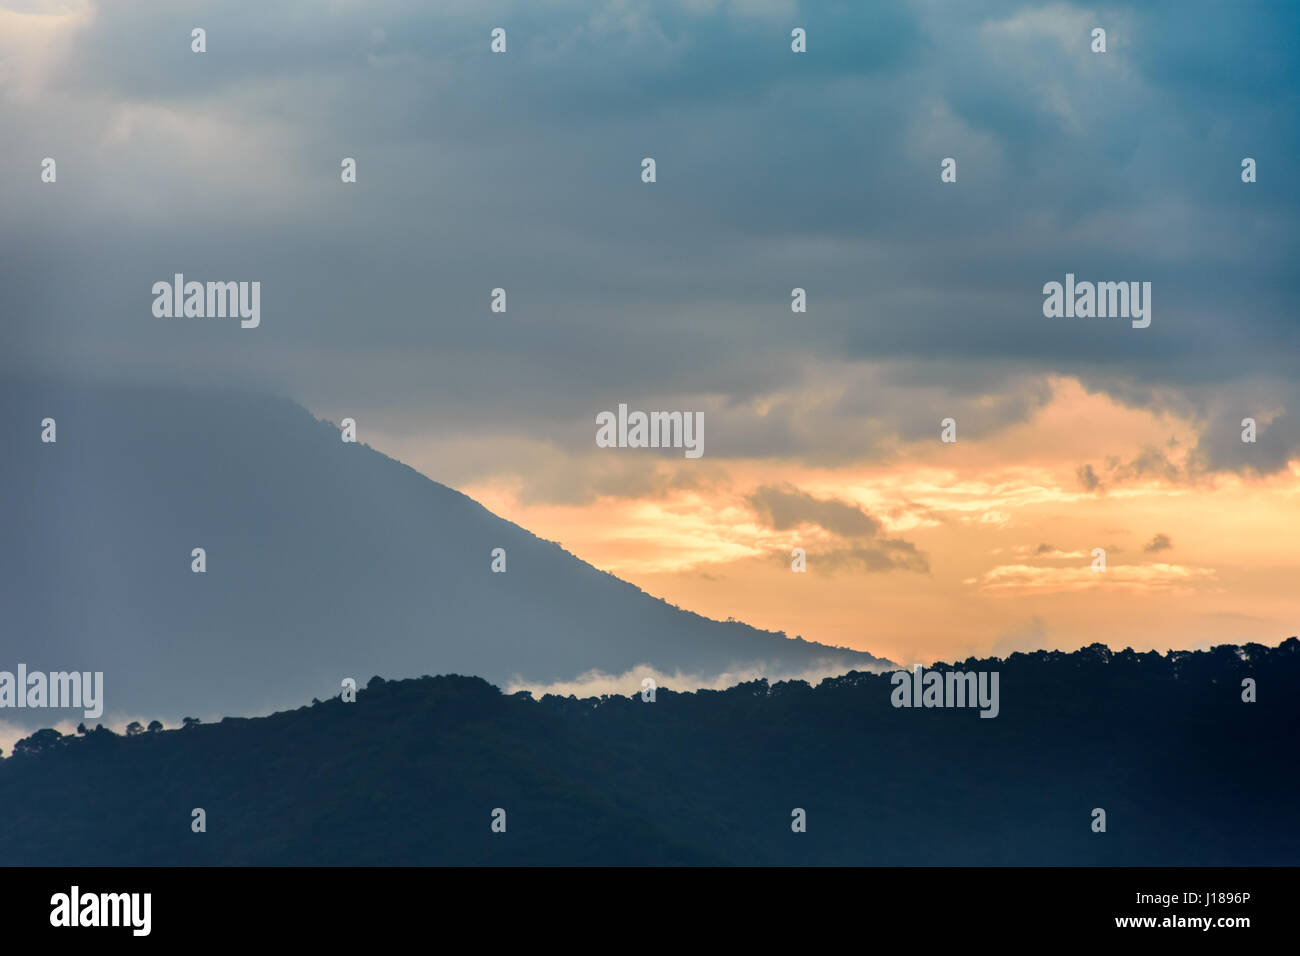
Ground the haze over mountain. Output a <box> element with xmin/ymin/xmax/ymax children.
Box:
<box><xmin>0</xmin><ymin>381</ymin><xmax>888</xmax><ymax>734</ymax></box>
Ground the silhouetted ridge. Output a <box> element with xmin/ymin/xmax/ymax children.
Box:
<box><xmin>1</xmin><ymin>640</ymin><xmax>1296</xmax><ymax>865</ymax></box>
<box><xmin>0</xmin><ymin>379</ymin><xmax>889</xmax><ymax>733</ymax></box>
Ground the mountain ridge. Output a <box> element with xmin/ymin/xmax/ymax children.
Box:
<box><xmin>2</xmin><ymin>638</ymin><xmax>1295</xmax><ymax>865</ymax></box>
<box><xmin>0</xmin><ymin>379</ymin><xmax>890</xmax><ymax>735</ymax></box>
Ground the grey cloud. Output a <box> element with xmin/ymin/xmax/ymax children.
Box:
<box><xmin>810</xmin><ymin>541</ymin><xmax>930</xmax><ymax>575</ymax></box>
<box><xmin>747</xmin><ymin>483</ymin><xmax>882</xmax><ymax>537</ymax></box>
<box><xmin>1191</xmin><ymin>408</ymin><xmax>1300</xmax><ymax>477</ymax></box>
<box><xmin>747</xmin><ymin>483</ymin><xmax>929</xmax><ymax>574</ymax></box>
<box><xmin>1</xmin><ymin>0</ymin><xmax>1298</xmax><ymax>484</ymax></box>
<box><xmin>1111</xmin><ymin>444</ymin><xmax>1183</xmax><ymax>484</ymax></box>
<box><xmin>1077</xmin><ymin>444</ymin><xmax>1186</xmax><ymax>494</ymax></box>
<box><xmin>1144</xmin><ymin>533</ymin><xmax>1173</xmax><ymax>553</ymax></box>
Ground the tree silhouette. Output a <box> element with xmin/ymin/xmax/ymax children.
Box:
<box><xmin>147</xmin><ymin>720</ymin><xmax>163</xmax><ymax>733</ymax></box>
<box><xmin>125</xmin><ymin>721</ymin><xmax>144</xmax><ymax>737</ymax></box>
<box><xmin>0</xmin><ymin>641</ymin><xmax>1296</xmax><ymax>865</ymax></box>
<box><xmin>13</xmin><ymin>728</ymin><xmax>63</xmax><ymax>756</ymax></box>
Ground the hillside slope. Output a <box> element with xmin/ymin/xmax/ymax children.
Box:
<box><xmin>0</xmin><ymin>641</ymin><xmax>1295</xmax><ymax>865</ymax></box>
<box><xmin>0</xmin><ymin>381</ymin><xmax>887</xmax><ymax>731</ymax></box>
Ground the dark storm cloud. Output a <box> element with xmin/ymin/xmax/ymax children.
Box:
<box><xmin>1</xmin><ymin>0</ymin><xmax>1297</xmax><ymax>487</ymax></box>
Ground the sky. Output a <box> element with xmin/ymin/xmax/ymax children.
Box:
<box><xmin>1</xmin><ymin>0</ymin><xmax>1298</xmax><ymax>668</ymax></box>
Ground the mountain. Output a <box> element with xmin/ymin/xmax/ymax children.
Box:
<box><xmin>0</xmin><ymin>380</ymin><xmax>887</xmax><ymax>733</ymax></box>
<box><xmin>1</xmin><ymin>641</ymin><xmax>1296</xmax><ymax>865</ymax></box>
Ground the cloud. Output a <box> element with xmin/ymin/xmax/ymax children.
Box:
<box><xmin>811</xmin><ymin>541</ymin><xmax>930</xmax><ymax>574</ymax></box>
<box><xmin>745</xmin><ymin>483</ymin><xmax>929</xmax><ymax>573</ymax></box>
<box><xmin>1077</xmin><ymin>442</ymin><xmax>1192</xmax><ymax>493</ymax></box>
<box><xmin>1018</xmin><ymin>544</ymin><xmax>1087</xmax><ymax>560</ymax></box>
<box><xmin>1144</xmin><ymin>533</ymin><xmax>1173</xmax><ymax>553</ymax></box>
<box><xmin>747</xmin><ymin>483</ymin><xmax>882</xmax><ymax>537</ymax></box>
<box><xmin>1190</xmin><ymin>405</ymin><xmax>1300</xmax><ymax>477</ymax></box>
<box><xmin>969</xmin><ymin>562</ymin><xmax>1214</xmax><ymax>596</ymax></box>
<box><xmin>1110</xmin><ymin>445</ymin><xmax>1184</xmax><ymax>484</ymax></box>
<box><xmin>1</xmin><ymin>0</ymin><xmax>1297</xmax><ymax>491</ymax></box>
<box><xmin>504</xmin><ymin>656</ymin><xmax>894</xmax><ymax>699</ymax></box>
